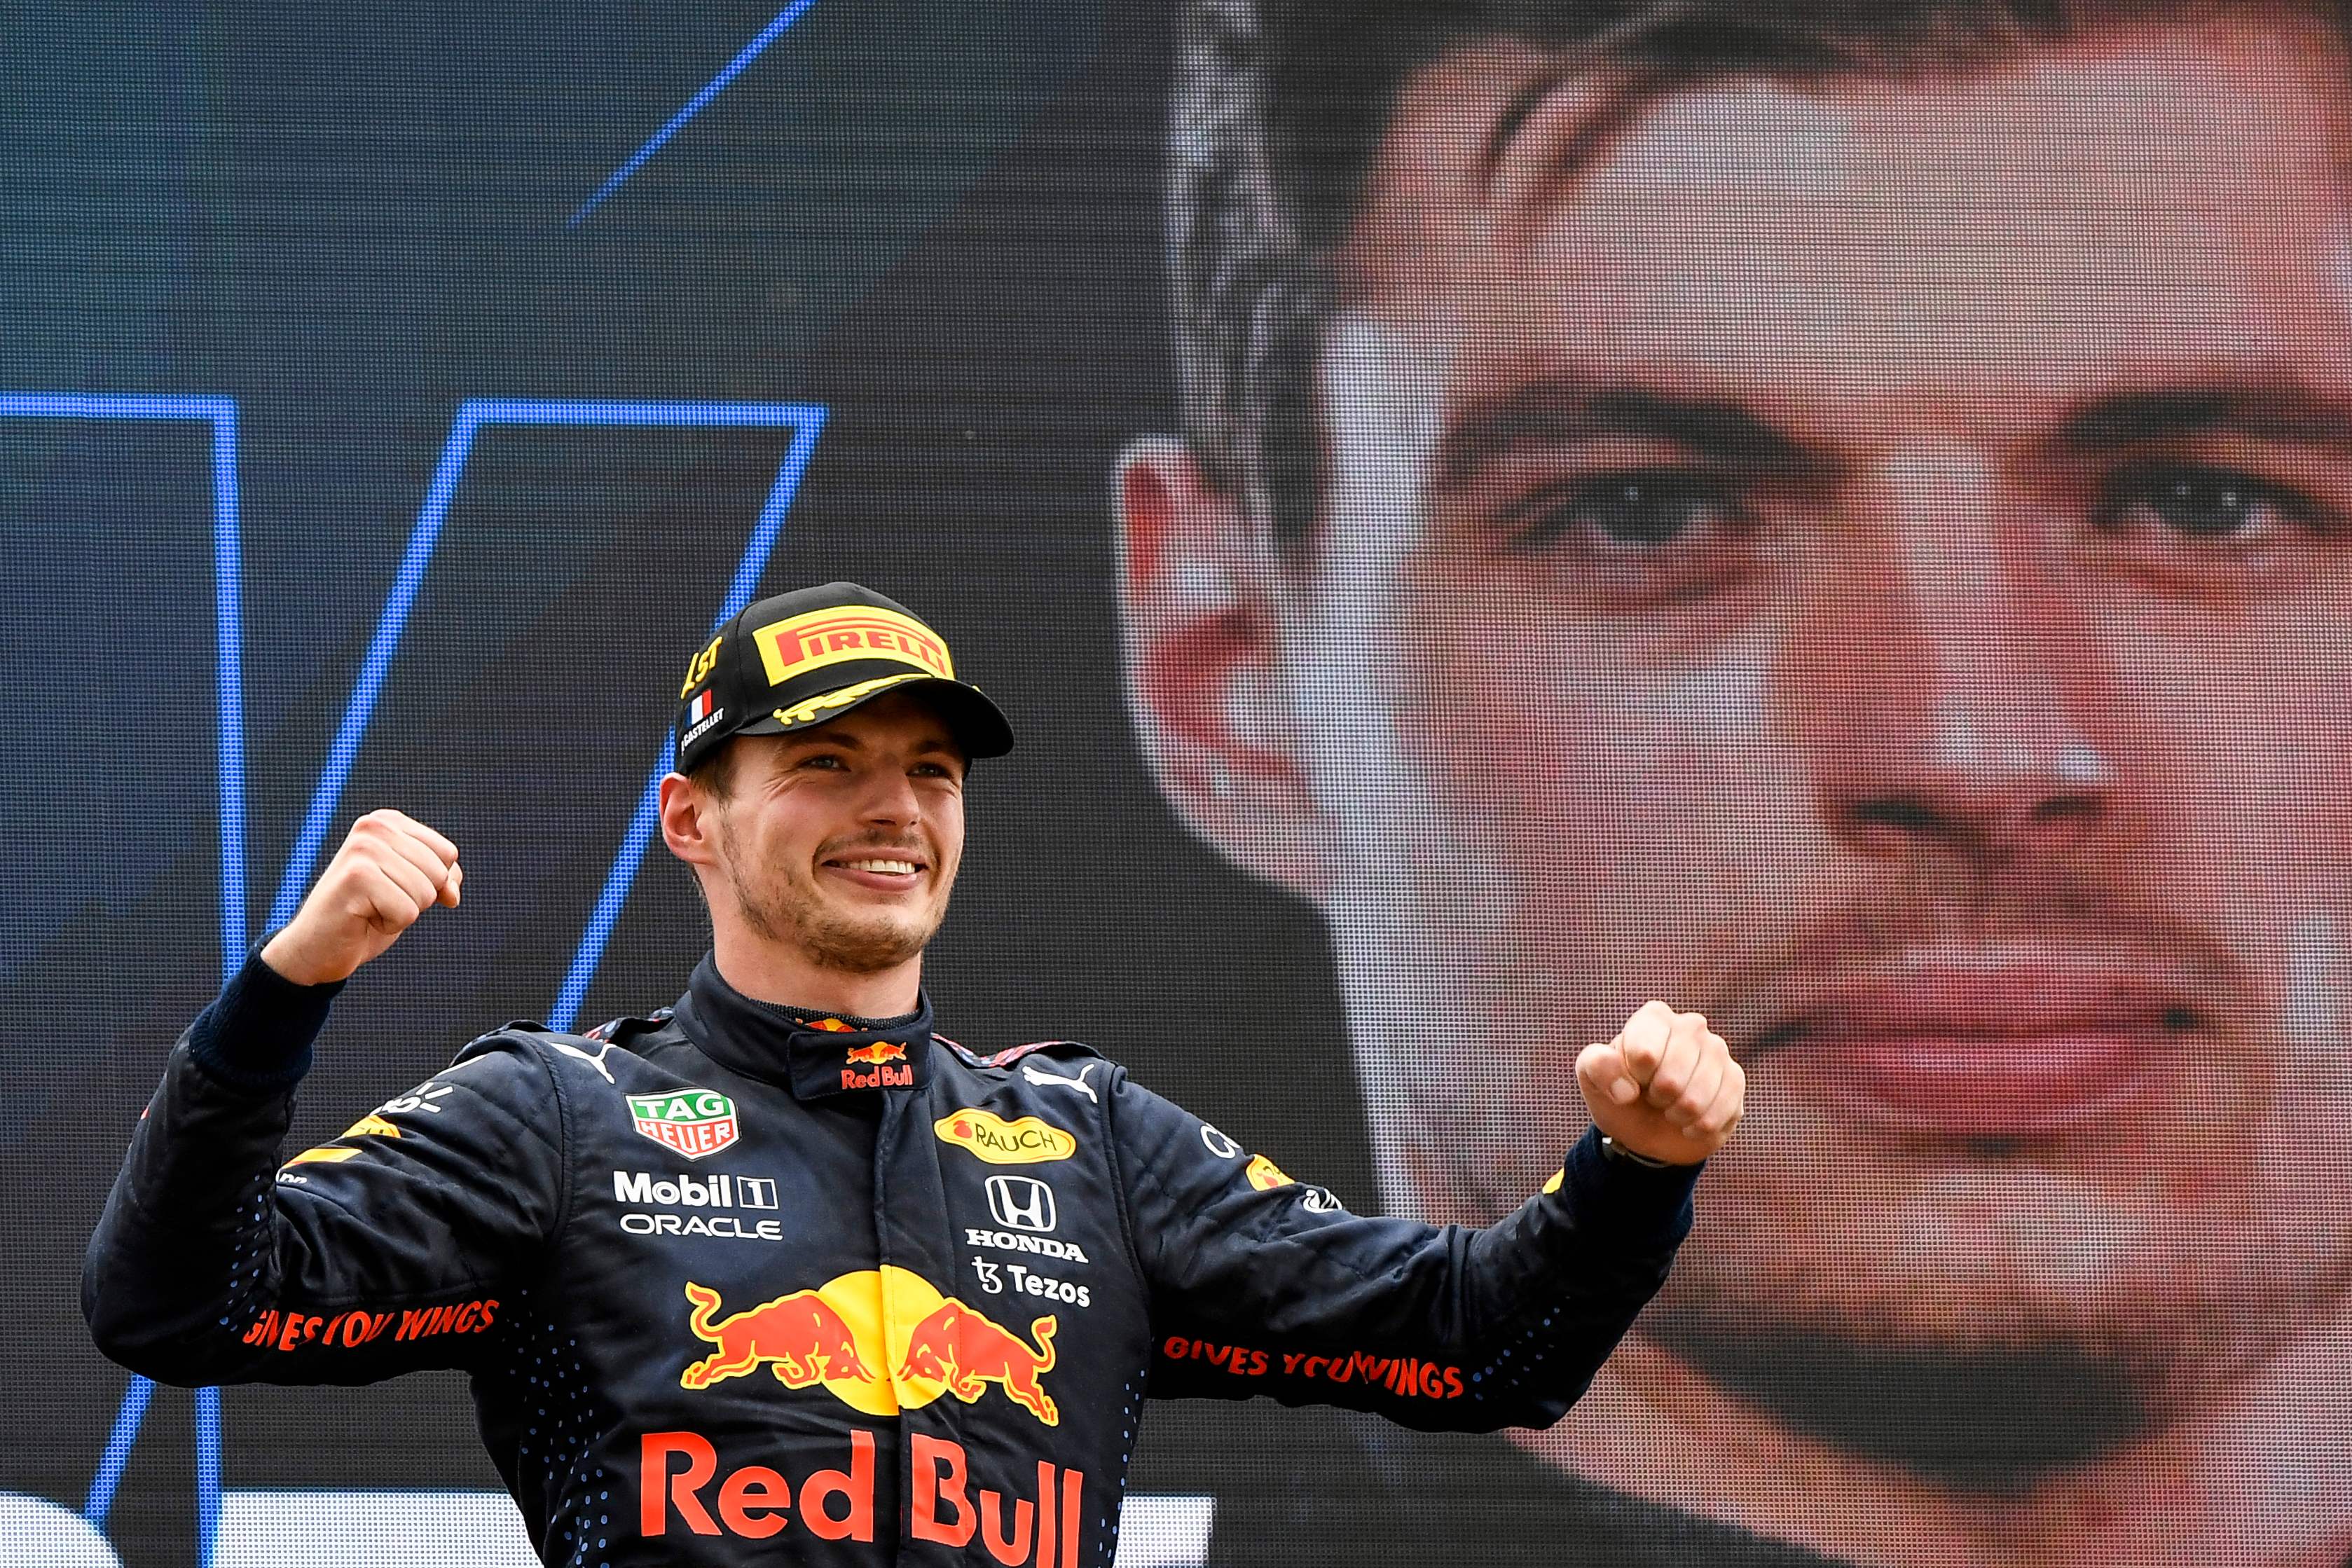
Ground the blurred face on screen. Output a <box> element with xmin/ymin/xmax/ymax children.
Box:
<box><xmin>1122</xmin><ymin>11</ymin><xmax>2352</xmax><ymax>1562</ymax></box>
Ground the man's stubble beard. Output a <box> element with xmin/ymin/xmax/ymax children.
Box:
<box><xmin>1634</xmin><ymin>1156</ymin><xmax>2345</xmax><ymax>1490</ymax></box>
<box><xmin>1639</xmin><ymin>890</ymin><xmax>2352</xmax><ymax>1488</ymax></box>
<box><xmin>1339</xmin><ymin>856</ymin><xmax>2352</xmax><ymax>1492</ymax></box>
<box><xmin>721</xmin><ymin>831</ymin><xmax>948</xmax><ymax>976</ymax></box>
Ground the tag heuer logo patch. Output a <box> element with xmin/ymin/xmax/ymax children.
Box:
<box><xmin>628</xmin><ymin>1088</ymin><xmax>740</xmax><ymax>1160</ymax></box>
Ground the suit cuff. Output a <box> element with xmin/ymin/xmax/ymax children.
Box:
<box><xmin>184</xmin><ymin>942</ymin><xmax>345</xmax><ymax>1092</ymax></box>
<box><xmin>1557</xmin><ymin>1125</ymin><xmax>1701</xmax><ymax>1246</ymax></box>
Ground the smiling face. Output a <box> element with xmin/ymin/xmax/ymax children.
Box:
<box><xmin>1342</xmin><ymin>15</ymin><xmax>2352</xmax><ymax>1472</ymax></box>
<box><xmin>692</xmin><ymin>691</ymin><xmax>967</xmax><ymax>978</ymax></box>
<box><xmin>1122</xmin><ymin>9</ymin><xmax>2352</xmax><ymax>1489</ymax></box>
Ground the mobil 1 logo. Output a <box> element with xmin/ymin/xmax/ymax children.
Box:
<box><xmin>613</xmin><ymin>1169</ymin><xmax>783</xmax><ymax>1242</ymax></box>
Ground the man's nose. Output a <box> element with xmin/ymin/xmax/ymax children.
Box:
<box><xmin>1790</xmin><ymin>460</ymin><xmax>2119</xmax><ymax>867</ymax></box>
<box><xmin>857</xmin><ymin>768</ymin><xmax>924</xmax><ymax>827</ymax></box>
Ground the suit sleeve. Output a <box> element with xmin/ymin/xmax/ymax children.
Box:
<box><xmin>1112</xmin><ymin>1069</ymin><xmax>1697</xmax><ymax>1432</ymax></box>
<box><xmin>82</xmin><ymin>951</ymin><xmax>569</xmax><ymax>1387</ymax></box>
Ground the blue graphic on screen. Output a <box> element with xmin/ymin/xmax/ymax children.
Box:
<box><xmin>570</xmin><ymin>0</ymin><xmax>826</xmax><ymax>227</ymax></box>
<box><xmin>265</xmin><ymin>399</ymin><xmax>829</xmax><ymax>937</ymax></box>
<box><xmin>11</xmin><ymin>393</ymin><xmax>825</xmax><ymax>1563</ymax></box>
<box><xmin>0</xmin><ymin>394</ymin><xmax>245</xmax><ymax>1560</ymax></box>
<box><xmin>0</xmin><ymin>394</ymin><xmax>247</xmax><ymax>973</ymax></box>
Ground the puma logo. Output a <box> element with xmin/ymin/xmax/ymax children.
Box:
<box><xmin>1021</xmin><ymin>1061</ymin><xmax>1097</xmax><ymax>1103</ymax></box>
<box><xmin>550</xmin><ymin>1038</ymin><xmax>620</xmax><ymax>1085</ymax></box>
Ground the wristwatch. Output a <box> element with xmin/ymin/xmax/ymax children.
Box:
<box><xmin>1600</xmin><ymin>1134</ymin><xmax>1674</xmax><ymax>1169</ymax></box>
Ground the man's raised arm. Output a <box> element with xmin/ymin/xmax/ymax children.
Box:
<box><xmin>83</xmin><ymin>810</ymin><xmax>563</xmax><ymax>1385</ymax></box>
<box><xmin>1128</xmin><ymin>1003</ymin><xmax>1742</xmax><ymax>1431</ymax></box>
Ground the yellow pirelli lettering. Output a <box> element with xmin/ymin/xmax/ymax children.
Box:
<box><xmin>750</xmin><ymin>605</ymin><xmax>954</xmax><ymax>687</ymax></box>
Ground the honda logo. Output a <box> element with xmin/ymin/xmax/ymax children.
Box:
<box><xmin>985</xmin><ymin>1174</ymin><xmax>1057</xmax><ymax>1233</ymax></box>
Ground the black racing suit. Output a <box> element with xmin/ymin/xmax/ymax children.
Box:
<box><xmin>84</xmin><ymin>951</ymin><xmax>1700</xmax><ymax>1567</ymax></box>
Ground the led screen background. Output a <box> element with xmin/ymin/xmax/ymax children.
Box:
<box><xmin>11</xmin><ymin>2</ymin><xmax>2352</xmax><ymax>1564</ymax></box>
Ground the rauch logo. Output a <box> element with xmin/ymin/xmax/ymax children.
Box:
<box><xmin>933</xmin><ymin>1109</ymin><xmax>1075</xmax><ymax>1166</ymax></box>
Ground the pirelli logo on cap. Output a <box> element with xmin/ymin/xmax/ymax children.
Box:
<box><xmin>751</xmin><ymin>606</ymin><xmax>953</xmax><ymax>688</ymax></box>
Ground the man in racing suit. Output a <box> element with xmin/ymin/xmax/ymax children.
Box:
<box><xmin>84</xmin><ymin>581</ymin><xmax>1745</xmax><ymax>1567</ymax></box>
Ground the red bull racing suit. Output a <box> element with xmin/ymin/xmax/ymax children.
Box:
<box><xmin>84</xmin><ymin>951</ymin><xmax>1700</xmax><ymax>1566</ymax></box>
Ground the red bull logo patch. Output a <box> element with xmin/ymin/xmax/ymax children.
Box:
<box><xmin>911</xmin><ymin>1432</ymin><xmax>1084</xmax><ymax>1565</ymax></box>
<box><xmin>641</xmin><ymin>1429</ymin><xmax>877</xmax><ymax>1543</ymax></box>
<box><xmin>678</xmin><ymin>1266</ymin><xmax>1060</xmax><ymax>1426</ymax></box>
<box><xmin>628</xmin><ymin>1087</ymin><xmax>740</xmax><ymax>1160</ymax></box>
<box><xmin>640</xmin><ymin>1428</ymin><xmax>1085</xmax><ymax>1564</ymax></box>
<box><xmin>682</xmin><ymin>1283</ymin><xmax>877</xmax><ymax>1393</ymax></box>
<box><xmin>839</xmin><ymin>1038</ymin><xmax>914</xmax><ymax>1089</ymax></box>
<box><xmin>899</xmin><ymin>1298</ymin><xmax>1059</xmax><ymax>1426</ymax></box>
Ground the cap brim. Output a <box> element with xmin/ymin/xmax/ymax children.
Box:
<box><xmin>737</xmin><ymin>672</ymin><xmax>1015</xmax><ymax>759</ymax></box>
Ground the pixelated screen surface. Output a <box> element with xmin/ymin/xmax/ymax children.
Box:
<box><xmin>10</xmin><ymin>2</ymin><xmax>2351</xmax><ymax>1564</ymax></box>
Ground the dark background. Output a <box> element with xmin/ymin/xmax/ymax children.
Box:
<box><xmin>8</xmin><ymin>3</ymin><xmax>1367</xmax><ymax>1561</ymax></box>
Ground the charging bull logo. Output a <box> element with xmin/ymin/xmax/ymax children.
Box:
<box><xmin>900</xmin><ymin>1301</ymin><xmax>1059</xmax><ymax>1426</ymax></box>
<box><xmin>840</xmin><ymin>1039</ymin><xmax>914</xmax><ymax>1089</ymax></box>
<box><xmin>680</xmin><ymin>1267</ymin><xmax>1060</xmax><ymax>1425</ymax></box>
<box><xmin>680</xmin><ymin>1284</ymin><xmax>875</xmax><ymax>1391</ymax></box>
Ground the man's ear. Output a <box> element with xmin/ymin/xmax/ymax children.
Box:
<box><xmin>658</xmin><ymin>773</ymin><xmax>720</xmax><ymax>873</ymax></box>
<box><xmin>1114</xmin><ymin>437</ymin><xmax>1333</xmax><ymax>898</ymax></box>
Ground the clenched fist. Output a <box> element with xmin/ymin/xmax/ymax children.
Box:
<box><xmin>1575</xmin><ymin>1000</ymin><xmax>1745</xmax><ymax>1165</ymax></box>
<box><xmin>259</xmin><ymin>809</ymin><xmax>463</xmax><ymax>986</ymax></box>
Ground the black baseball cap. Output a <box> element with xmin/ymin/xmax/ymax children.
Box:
<box><xmin>672</xmin><ymin>582</ymin><xmax>1015</xmax><ymax>773</ymax></box>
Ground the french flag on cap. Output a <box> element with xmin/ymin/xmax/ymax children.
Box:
<box><xmin>687</xmin><ymin>689</ymin><xmax>715</xmax><ymax>725</ymax></box>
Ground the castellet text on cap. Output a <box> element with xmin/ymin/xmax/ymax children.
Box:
<box><xmin>671</xmin><ymin>582</ymin><xmax>1015</xmax><ymax>773</ymax></box>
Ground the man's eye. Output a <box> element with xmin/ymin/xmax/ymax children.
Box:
<box><xmin>2098</xmin><ymin>465</ymin><xmax>2323</xmax><ymax>543</ymax></box>
<box><xmin>799</xmin><ymin>754</ymin><xmax>846</xmax><ymax>769</ymax></box>
<box><xmin>1504</xmin><ymin>471</ymin><xmax>1742</xmax><ymax>553</ymax></box>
